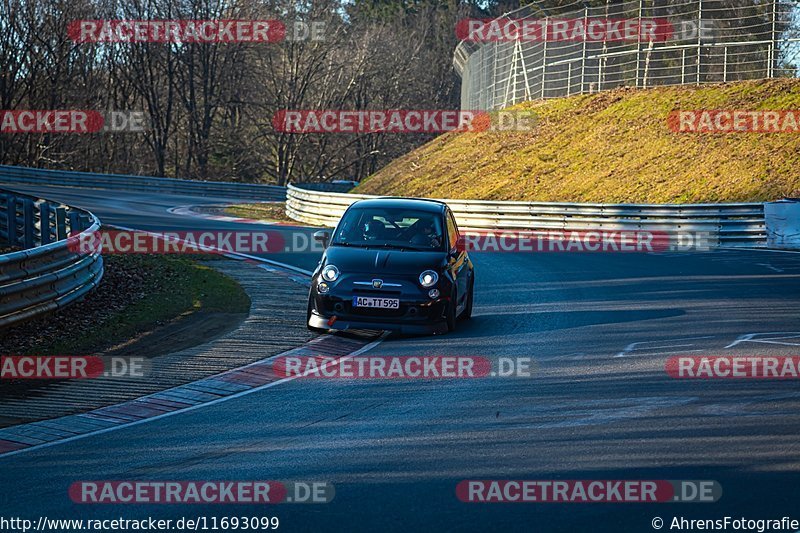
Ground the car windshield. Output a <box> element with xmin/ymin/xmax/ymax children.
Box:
<box><xmin>331</xmin><ymin>207</ymin><xmax>445</xmax><ymax>251</ymax></box>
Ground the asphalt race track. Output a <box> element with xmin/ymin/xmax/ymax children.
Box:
<box><xmin>2</xmin><ymin>184</ymin><xmax>800</xmax><ymax>532</ymax></box>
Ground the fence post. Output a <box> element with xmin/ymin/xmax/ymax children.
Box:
<box><xmin>503</xmin><ymin>41</ymin><xmax>515</xmax><ymax>107</ymax></box>
<box><xmin>723</xmin><ymin>46</ymin><xmax>728</xmax><ymax>82</ymax></box>
<box><xmin>567</xmin><ymin>63</ymin><xmax>572</xmax><ymax>96</ymax></box>
<box><xmin>541</xmin><ymin>17</ymin><xmax>548</xmax><ymax>99</ymax></box>
<box><xmin>519</xmin><ymin>40</ymin><xmax>532</xmax><ymax>101</ymax></box>
<box><xmin>598</xmin><ymin>56</ymin><xmax>603</xmax><ymax>91</ymax></box>
<box><xmin>769</xmin><ymin>0</ymin><xmax>777</xmax><ymax>77</ymax></box>
<box><xmin>696</xmin><ymin>0</ymin><xmax>703</xmax><ymax>84</ymax></box>
<box><xmin>681</xmin><ymin>49</ymin><xmax>686</xmax><ymax>84</ymax></box>
<box><xmin>643</xmin><ymin>40</ymin><xmax>653</xmax><ymax>88</ymax></box>
<box><xmin>580</xmin><ymin>6</ymin><xmax>588</xmax><ymax>94</ymax></box>
<box><xmin>492</xmin><ymin>41</ymin><xmax>499</xmax><ymax>109</ymax></box>
<box><xmin>636</xmin><ymin>0</ymin><xmax>643</xmax><ymax>88</ymax></box>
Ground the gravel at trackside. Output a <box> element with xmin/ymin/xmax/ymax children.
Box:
<box><xmin>0</xmin><ymin>256</ymin><xmax>151</xmax><ymax>354</ymax></box>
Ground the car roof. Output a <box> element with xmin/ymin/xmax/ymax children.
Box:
<box><xmin>347</xmin><ymin>197</ymin><xmax>447</xmax><ymax>214</ymax></box>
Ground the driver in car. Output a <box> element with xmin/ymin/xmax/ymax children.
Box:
<box><xmin>410</xmin><ymin>218</ymin><xmax>443</xmax><ymax>248</ymax></box>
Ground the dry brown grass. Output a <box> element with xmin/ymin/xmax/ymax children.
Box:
<box><xmin>355</xmin><ymin>79</ymin><xmax>800</xmax><ymax>203</ymax></box>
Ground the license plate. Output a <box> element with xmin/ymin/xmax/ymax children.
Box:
<box><xmin>352</xmin><ymin>296</ymin><xmax>400</xmax><ymax>309</ymax></box>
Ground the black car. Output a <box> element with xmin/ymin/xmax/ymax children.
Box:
<box><xmin>307</xmin><ymin>198</ymin><xmax>475</xmax><ymax>335</ymax></box>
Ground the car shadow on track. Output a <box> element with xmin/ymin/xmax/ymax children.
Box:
<box><xmin>425</xmin><ymin>308</ymin><xmax>687</xmax><ymax>340</ymax></box>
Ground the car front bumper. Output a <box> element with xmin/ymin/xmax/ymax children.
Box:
<box><xmin>308</xmin><ymin>310</ymin><xmax>448</xmax><ymax>335</ymax></box>
<box><xmin>308</xmin><ymin>277</ymin><xmax>451</xmax><ymax>335</ymax></box>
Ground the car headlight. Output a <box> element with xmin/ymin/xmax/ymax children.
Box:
<box><xmin>321</xmin><ymin>265</ymin><xmax>340</xmax><ymax>282</ymax></box>
<box><xmin>419</xmin><ymin>270</ymin><xmax>439</xmax><ymax>288</ymax></box>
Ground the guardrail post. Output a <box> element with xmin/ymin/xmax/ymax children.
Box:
<box><xmin>0</xmin><ymin>189</ymin><xmax>105</xmax><ymax>330</ymax></box>
<box><xmin>6</xmin><ymin>194</ymin><xmax>18</xmax><ymax>247</ymax></box>
<box><xmin>40</xmin><ymin>203</ymin><xmax>52</xmax><ymax>245</ymax></box>
<box><xmin>55</xmin><ymin>207</ymin><xmax>68</xmax><ymax>240</ymax></box>
<box><xmin>68</xmin><ymin>210</ymin><xmax>81</xmax><ymax>234</ymax></box>
<box><xmin>0</xmin><ymin>193</ymin><xmax>5</xmax><ymax>244</ymax></box>
<box><xmin>22</xmin><ymin>198</ymin><xmax>35</xmax><ymax>248</ymax></box>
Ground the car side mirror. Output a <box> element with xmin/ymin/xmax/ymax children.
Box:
<box><xmin>313</xmin><ymin>230</ymin><xmax>331</xmax><ymax>248</ymax></box>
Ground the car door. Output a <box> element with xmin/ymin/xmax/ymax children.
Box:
<box><xmin>446</xmin><ymin>209</ymin><xmax>469</xmax><ymax>310</ymax></box>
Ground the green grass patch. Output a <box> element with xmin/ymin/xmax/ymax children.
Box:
<box><xmin>29</xmin><ymin>255</ymin><xmax>250</xmax><ymax>356</ymax></box>
<box><xmin>355</xmin><ymin>79</ymin><xmax>800</xmax><ymax>203</ymax></box>
<box><xmin>225</xmin><ymin>202</ymin><xmax>295</xmax><ymax>223</ymax></box>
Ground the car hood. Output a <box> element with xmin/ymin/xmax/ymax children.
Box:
<box><xmin>323</xmin><ymin>246</ymin><xmax>445</xmax><ymax>276</ymax></box>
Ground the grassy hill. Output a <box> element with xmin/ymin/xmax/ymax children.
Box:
<box><xmin>354</xmin><ymin>79</ymin><xmax>800</xmax><ymax>203</ymax></box>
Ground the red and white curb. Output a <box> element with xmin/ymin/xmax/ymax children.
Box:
<box><xmin>168</xmin><ymin>204</ymin><xmax>300</xmax><ymax>227</ymax></box>
<box><xmin>0</xmin><ymin>332</ymin><xmax>387</xmax><ymax>458</ymax></box>
<box><xmin>0</xmin><ymin>224</ymin><xmax>383</xmax><ymax>458</ymax></box>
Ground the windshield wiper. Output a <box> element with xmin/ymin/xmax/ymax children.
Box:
<box><xmin>333</xmin><ymin>242</ymin><xmax>432</xmax><ymax>252</ymax></box>
<box><xmin>376</xmin><ymin>243</ymin><xmax>432</xmax><ymax>252</ymax></box>
<box><xmin>332</xmin><ymin>241</ymin><xmax>367</xmax><ymax>248</ymax></box>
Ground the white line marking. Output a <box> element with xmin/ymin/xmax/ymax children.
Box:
<box><xmin>725</xmin><ymin>332</ymin><xmax>800</xmax><ymax>349</ymax></box>
<box><xmin>615</xmin><ymin>336</ymin><xmax>714</xmax><ymax>357</ymax></box>
<box><xmin>631</xmin><ymin>343</ymin><xmax>699</xmax><ymax>350</ymax></box>
<box><xmin>0</xmin><ymin>333</ymin><xmax>389</xmax><ymax>459</ymax></box>
<box><xmin>732</xmin><ymin>247</ymin><xmax>800</xmax><ymax>255</ymax></box>
<box><xmin>756</xmin><ymin>263</ymin><xmax>784</xmax><ymax>273</ymax></box>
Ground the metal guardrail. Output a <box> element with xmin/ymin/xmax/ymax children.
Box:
<box><xmin>0</xmin><ymin>165</ymin><xmax>287</xmax><ymax>202</ymax></box>
<box><xmin>286</xmin><ymin>183</ymin><xmax>766</xmax><ymax>248</ymax></box>
<box><xmin>0</xmin><ymin>188</ymin><xmax>103</xmax><ymax>330</ymax></box>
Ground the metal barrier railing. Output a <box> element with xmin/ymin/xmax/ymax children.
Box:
<box><xmin>286</xmin><ymin>183</ymin><xmax>766</xmax><ymax>248</ymax></box>
<box><xmin>0</xmin><ymin>165</ymin><xmax>287</xmax><ymax>202</ymax></box>
<box><xmin>0</xmin><ymin>189</ymin><xmax>103</xmax><ymax>330</ymax></box>
<box><xmin>454</xmin><ymin>0</ymin><xmax>800</xmax><ymax>110</ymax></box>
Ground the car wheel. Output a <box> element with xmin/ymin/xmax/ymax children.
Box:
<box><xmin>445</xmin><ymin>290</ymin><xmax>458</xmax><ymax>332</ymax></box>
<box><xmin>459</xmin><ymin>273</ymin><xmax>474</xmax><ymax>321</ymax></box>
<box><xmin>306</xmin><ymin>297</ymin><xmax>327</xmax><ymax>334</ymax></box>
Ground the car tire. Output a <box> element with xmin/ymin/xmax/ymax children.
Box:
<box><xmin>306</xmin><ymin>297</ymin><xmax>328</xmax><ymax>334</ymax></box>
<box><xmin>459</xmin><ymin>273</ymin><xmax>474</xmax><ymax>321</ymax></box>
<box><xmin>445</xmin><ymin>290</ymin><xmax>458</xmax><ymax>332</ymax></box>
